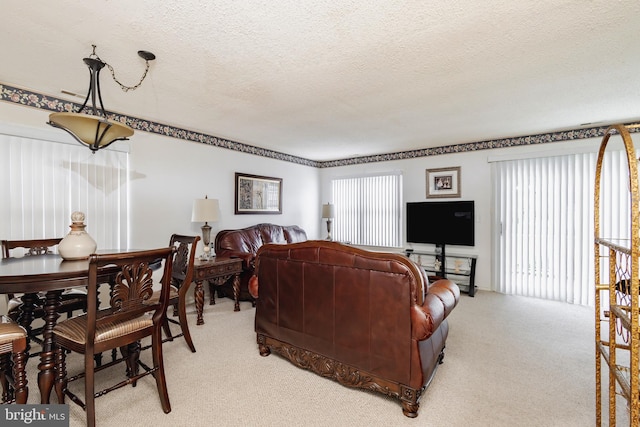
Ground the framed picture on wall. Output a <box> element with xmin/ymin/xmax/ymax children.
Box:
<box><xmin>235</xmin><ymin>172</ymin><xmax>282</xmax><ymax>214</ymax></box>
<box><xmin>426</xmin><ymin>166</ymin><xmax>461</xmax><ymax>198</ymax></box>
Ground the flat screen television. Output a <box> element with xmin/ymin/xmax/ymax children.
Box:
<box><xmin>406</xmin><ymin>200</ymin><xmax>475</xmax><ymax>246</ymax></box>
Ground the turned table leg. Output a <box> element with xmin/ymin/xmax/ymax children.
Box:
<box><xmin>232</xmin><ymin>274</ymin><xmax>240</xmax><ymax>312</ymax></box>
<box><xmin>195</xmin><ymin>279</ymin><xmax>205</xmax><ymax>326</ymax></box>
<box><xmin>38</xmin><ymin>289</ymin><xmax>61</xmax><ymax>404</ymax></box>
<box><xmin>16</xmin><ymin>292</ymin><xmax>38</xmax><ymax>355</ymax></box>
<box><xmin>209</xmin><ymin>281</ymin><xmax>216</xmax><ymax>306</ymax></box>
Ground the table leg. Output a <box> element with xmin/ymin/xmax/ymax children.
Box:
<box><xmin>209</xmin><ymin>281</ymin><xmax>216</xmax><ymax>306</ymax></box>
<box><xmin>232</xmin><ymin>274</ymin><xmax>240</xmax><ymax>312</ymax></box>
<box><xmin>16</xmin><ymin>293</ymin><xmax>39</xmax><ymax>354</ymax></box>
<box><xmin>38</xmin><ymin>289</ymin><xmax>61</xmax><ymax>404</ymax></box>
<box><xmin>195</xmin><ymin>280</ymin><xmax>205</xmax><ymax>326</ymax></box>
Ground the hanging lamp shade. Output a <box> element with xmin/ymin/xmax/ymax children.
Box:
<box><xmin>48</xmin><ymin>111</ymin><xmax>133</xmax><ymax>151</ymax></box>
<box><xmin>47</xmin><ymin>47</ymin><xmax>153</xmax><ymax>153</ymax></box>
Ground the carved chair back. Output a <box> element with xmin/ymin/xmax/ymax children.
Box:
<box><xmin>93</xmin><ymin>248</ymin><xmax>175</xmax><ymax>342</ymax></box>
<box><xmin>168</xmin><ymin>234</ymin><xmax>200</xmax><ymax>296</ymax></box>
<box><xmin>1</xmin><ymin>238</ymin><xmax>64</xmax><ymax>301</ymax></box>
<box><xmin>2</xmin><ymin>238</ymin><xmax>63</xmax><ymax>259</ymax></box>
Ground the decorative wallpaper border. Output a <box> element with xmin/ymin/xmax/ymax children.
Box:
<box><xmin>1</xmin><ymin>82</ymin><xmax>634</xmax><ymax>169</ymax></box>
<box><xmin>0</xmin><ymin>83</ymin><xmax>317</xmax><ymax>167</ymax></box>
<box><xmin>321</xmin><ymin>126</ymin><xmax>616</xmax><ymax>168</ymax></box>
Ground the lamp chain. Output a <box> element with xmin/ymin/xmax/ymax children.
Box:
<box><xmin>90</xmin><ymin>44</ymin><xmax>152</xmax><ymax>93</ymax></box>
<box><xmin>103</xmin><ymin>61</ymin><xmax>151</xmax><ymax>92</ymax></box>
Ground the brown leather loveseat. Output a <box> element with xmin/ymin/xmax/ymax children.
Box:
<box><xmin>214</xmin><ymin>223</ymin><xmax>307</xmax><ymax>304</ymax></box>
<box><xmin>248</xmin><ymin>240</ymin><xmax>459</xmax><ymax>417</ymax></box>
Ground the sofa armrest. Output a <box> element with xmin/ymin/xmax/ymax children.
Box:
<box><xmin>411</xmin><ymin>279</ymin><xmax>459</xmax><ymax>341</ymax></box>
<box><xmin>428</xmin><ymin>278</ymin><xmax>460</xmax><ymax>317</ymax></box>
<box><xmin>248</xmin><ymin>275</ymin><xmax>259</xmax><ymax>299</ymax></box>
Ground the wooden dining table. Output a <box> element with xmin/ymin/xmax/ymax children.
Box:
<box><xmin>0</xmin><ymin>252</ymin><xmax>122</xmax><ymax>403</ymax></box>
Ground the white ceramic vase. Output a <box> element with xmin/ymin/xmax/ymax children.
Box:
<box><xmin>58</xmin><ymin>211</ymin><xmax>97</xmax><ymax>260</ymax></box>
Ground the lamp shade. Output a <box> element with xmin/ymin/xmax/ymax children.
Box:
<box><xmin>322</xmin><ymin>203</ymin><xmax>335</xmax><ymax>219</ymax></box>
<box><xmin>192</xmin><ymin>198</ymin><xmax>220</xmax><ymax>223</ymax></box>
<box><xmin>48</xmin><ymin>112</ymin><xmax>134</xmax><ymax>152</ymax></box>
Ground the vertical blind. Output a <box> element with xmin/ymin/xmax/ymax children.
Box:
<box><xmin>331</xmin><ymin>172</ymin><xmax>402</xmax><ymax>247</ymax></box>
<box><xmin>0</xmin><ymin>132</ymin><xmax>130</xmax><ymax>252</ymax></box>
<box><xmin>494</xmin><ymin>150</ymin><xmax>630</xmax><ymax>306</ymax></box>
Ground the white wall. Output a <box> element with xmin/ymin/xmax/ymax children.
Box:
<box><xmin>320</xmin><ymin>135</ymin><xmax>610</xmax><ymax>292</ymax></box>
<box><xmin>319</xmin><ymin>154</ymin><xmax>493</xmax><ymax>291</ymax></box>
<box><xmin>0</xmin><ymin>103</ymin><xmax>322</xmax><ymax>257</ymax></box>
<box><xmin>4</xmin><ymin>101</ymin><xmax>636</xmax><ymax>294</ymax></box>
<box><xmin>128</xmin><ymin>132</ymin><xmax>321</xmax><ymax>253</ymax></box>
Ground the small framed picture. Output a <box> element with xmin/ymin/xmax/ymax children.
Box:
<box><xmin>426</xmin><ymin>167</ymin><xmax>461</xmax><ymax>198</ymax></box>
<box><xmin>235</xmin><ymin>173</ymin><xmax>282</xmax><ymax>214</ymax></box>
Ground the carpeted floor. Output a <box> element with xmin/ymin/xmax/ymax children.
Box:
<box><xmin>22</xmin><ymin>290</ymin><xmax>605</xmax><ymax>426</ymax></box>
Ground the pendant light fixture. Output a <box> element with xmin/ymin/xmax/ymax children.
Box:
<box><xmin>48</xmin><ymin>45</ymin><xmax>155</xmax><ymax>153</ymax></box>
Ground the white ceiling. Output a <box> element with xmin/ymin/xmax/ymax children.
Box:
<box><xmin>2</xmin><ymin>1</ymin><xmax>640</xmax><ymax>162</ymax></box>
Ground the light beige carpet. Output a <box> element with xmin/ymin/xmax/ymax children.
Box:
<box><xmin>22</xmin><ymin>290</ymin><xmax>603</xmax><ymax>426</ymax></box>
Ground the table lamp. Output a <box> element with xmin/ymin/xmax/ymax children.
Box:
<box><xmin>322</xmin><ymin>203</ymin><xmax>335</xmax><ymax>241</ymax></box>
<box><xmin>192</xmin><ymin>196</ymin><xmax>220</xmax><ymax>259</ymax></box>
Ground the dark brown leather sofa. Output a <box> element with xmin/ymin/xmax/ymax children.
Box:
<box><xmin>248</xmin><ymin>240</ymin><xmax>459</xmax><ymax>417</ymax></box>
<box><xmin>213</xmin><ymin>223</ymin><xmax>307</xmax><ymax>304</ymax></box>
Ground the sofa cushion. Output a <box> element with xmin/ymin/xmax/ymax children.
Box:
<box><xmin>258</xmin><ymin>223</ymin><xmax>287</xmax><ymax>244</ymax></box>
<box><xmin>282</xmin><ymin>225</ymin><xmax>307</xmax><ymax>243</ymax></box>
<box><xmin>217</xmin><ymin>227</ymin><xmax>263</xmax><ymax>255</ymax></box>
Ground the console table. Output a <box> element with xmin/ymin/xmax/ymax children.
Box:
<box><xmin>193</xmin><ymin>256</ymin><xmax>243</xmax><ymax>324</ymax></box>
<box><xmin>406</xmin><ymin>248</ymin><xmax>477</xmax><ymax>297</ymax></box>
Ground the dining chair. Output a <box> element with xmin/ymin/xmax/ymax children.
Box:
<box><xmin>145</xmin><ymin>234</ymin><xmax>200</xmax><ymax>352</ymax></box>
<box><xmin>52</xmin><ymin>247</ymin><xmax>175</xmax><ymax>427</ymax></box>
<box><xmin>1</xmin><ymin>239</ymin><xmax>88</xmax><ymax>349</ymax></box>
<box><xmin>0</xmin><ymin>315</ymin><xmax>28</xmax><ymax>404</ymax></box>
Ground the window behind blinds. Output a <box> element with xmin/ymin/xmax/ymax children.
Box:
<box><xmin>0</xmin><ymin>130</ymin><xmax>130</xmax><ymax>251</ymax></box>
<box><xmin>331</xmin><ymin>172</ymin><xmax>402</xmax><ymax>248</ymax></box>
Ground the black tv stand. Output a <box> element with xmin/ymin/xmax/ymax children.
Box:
<box><xmin>405</xmin><ymin>244</ymin><xmax>477</xmax><ymax>297</ymax></box>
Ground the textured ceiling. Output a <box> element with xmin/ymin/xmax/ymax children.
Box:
<box><xmin>2</xmin><ymin>1</ymin><xmax>640</xmax><ymax>161</ymax></box>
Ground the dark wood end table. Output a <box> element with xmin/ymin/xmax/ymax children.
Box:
<box><xmin>193</xmin><ymin>256</ymin><xmax>243</xmax><ymax>324</ymax></box>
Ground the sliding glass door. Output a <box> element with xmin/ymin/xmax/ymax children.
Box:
<box><xmin>493</xmin><ymin>149</ymin><xmax>630</xmax><ymax>306</ymax></box>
